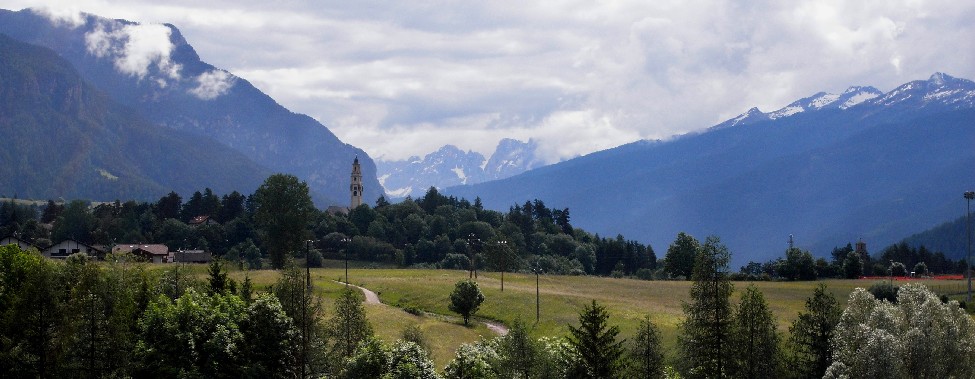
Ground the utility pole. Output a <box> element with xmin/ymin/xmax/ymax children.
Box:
<box><xmin>467</xmin><ymin>233</ymin><xmax>480</xmax><ymax>279</ymax></box>
<box><xmin>497</xmin><ymin>240</ymin><xmax>508</xmax><ymax>292</ymax></box>
<box><xmin>341</xmin><ymin>237</ymin><xmax>352</xmax><ymax>285</ymax></box>
<box><xmin>965</xmin><ymin>191</ymin><xmax>973</xmax><ymax>302</ymax></box>
<box><xmin>302</xmin><ymin>239</ymin><xmax>312</xmax><ymax>379</ymax></box>
<box><xmin>532</xmin><ymin>265</ymin><xmax>543</xmax><ymax>323</ymax></box>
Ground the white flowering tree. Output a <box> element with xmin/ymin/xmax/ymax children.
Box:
<box><xmin>825</xmin><ymin>284</ymin><xmax>975</xmax><ymax>379</ymax></box>
<box><xmin>443</xmin><ymin>342</ymin><xmax>499</xmax><ymax>379</ymax></box>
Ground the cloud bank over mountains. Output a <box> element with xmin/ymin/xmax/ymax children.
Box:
<box><xmin>9</xmin><ymin>1</ymin><xmax>975</xmax><ymax>162</ymax></box>
<box><xmin>59</xmin><ymin>10</ymin><xmax>237</xmax><ymax>100</ymax></box>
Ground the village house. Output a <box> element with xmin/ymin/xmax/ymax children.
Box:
<box><xmin>43</xmin><ymin>239</ymin><xmax>106</xmax><ymax>260</ymax></box>
<box><xmin>1</xmin><ymin>235</ymin><xmax>40</xmax><ymax>252</ymax></box>
<box><xmin>114</xmin><ymin>244</ymin><xmax>171</xmax><ymax>264</ymax></box>
<box><xmin>188</xmin><ymin>215</ymin><xmax>218</xmax><ymax>227</ymax></box>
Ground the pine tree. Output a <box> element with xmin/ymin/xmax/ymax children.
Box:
<box><xmin>327</xmin><ymin>287</ymin><xmax>374</xmax><ymax>369</ymax></box>
<box><xmin>495</xmin><ymin>317</ymin><xmax>538</xmax><ymax>378</ymax></box>
<box><xmin>730</xmin><ymin>285</ymin><xmax>780</xmax><ymax>379</ymax></box>
<box><xmin>677</xmin><ymin>235</ymin><xmax>734</xmax><ymax>378</ymax></box>
<box><xmin>788</xmin><ymin>283</ymin><xmax>841</xmax><ymax>379</ymax></box>
<box><xmin>567</xmin><ymin>300</ymin><xmax>626</xmax><ymax>378</ymax></box>
<box><xmin>628</xmin><ymin>315</ymin><xmax>665</xmax><ymax>379</ymax></box>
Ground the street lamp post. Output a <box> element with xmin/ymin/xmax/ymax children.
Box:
<box><xmin>301</xmin><ymin>239</ymin><xmax>314</xmax><ymax>379</ymax></box>
<box><xmin>341</xmin><ymin>237</ymin><xmax>352</xmax><ymax>285</ymax></box>
<box><xmin>497</xmin><ymin>240</ymin><xmax>508</xmax><ymax>292</ymax></box>
<box><xmin>965</xmin><ymin>191</ymin><xmax>974</xmax><ymax>302</ymax></box>
<box><xmin>532</xmin><ymin>264</ymin><xmax>543</xmax><ymax>323</ymax></box>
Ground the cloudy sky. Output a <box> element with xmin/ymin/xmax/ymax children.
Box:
<box><xmin>6</xmin><ymin>1</ymin><xmax>975</xmax><ymax>163</ymax></box>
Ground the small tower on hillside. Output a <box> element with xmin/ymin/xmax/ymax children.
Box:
<box><xmin>351</xmin><ymin>157</ymin><xmax>364</xmax><ymax>208</ymax></box>
<box><xmin>855</xmin><ymin>239</ymin><xmax>868</xmax><ymax>260</ymax></box>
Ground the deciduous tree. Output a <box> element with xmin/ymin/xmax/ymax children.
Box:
<box><xmin>824</xmin><ymin>284</ymin><xmax>975</xmax><ymax>379</ymax></box>
<box><xmin>664</xmin><ymin>232</ymin><xmax>699</xmax><ymax>279</ymax></box>
<box><xmin>449</xmin><ymin>280</ymin><xmax>485</xmax><ymax>326</ymax></box>
<box><xmin>253</xmin><ymin>174</ymin><xmax>314</xmax><ymax>268</ymax></box>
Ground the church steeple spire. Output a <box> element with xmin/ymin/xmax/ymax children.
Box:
<box><xmin>351</xmin><ymin>156</ymin><xmax>364</xmax><ymax>208</ymax></box>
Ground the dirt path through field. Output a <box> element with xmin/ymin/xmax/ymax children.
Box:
<box><xmin>337</xmin><ymin>281</ymin><xmax>508</xmax><ymax>335</ymax></box>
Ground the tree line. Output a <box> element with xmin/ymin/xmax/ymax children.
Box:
<box><xmin>0</xmin><ymin>174</ymin><xmax>656</xmax><ymax>277</ymax></box>
<box><xmin>660</xmin><ymin>232</ymin><xmax>966</xmax><ymax>282</ymax></box>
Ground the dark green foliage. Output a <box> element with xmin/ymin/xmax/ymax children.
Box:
<box><xmin>878</xmin><ymin>241</ymin><xmax>959</xmax><ymax>274</ymax></box>
<box><xmin>842</xmin><ymin>251</ymin><xmax>863</xmax><ymax>279</ymax></box>
<box><xmin>273</xmin><ymin>264</ymin><xmax>328</xmax><ymax>376</ymax></box>
<box><xmin>628</xmin><ymin>315</ymin><xmax>665</xmax><ymax>379</ymax></box>
<box><xmin>386</xmin><ymin>340</ymin><xmax>440</xmax><ymax>378</ymax></box>
<box><xmin>239</xmin><ymin>293</ymin><xmax>298</xmax><ymax>378</ymax></box>
<box><xmin>449</xmin><ymin>280</ymin><xmax>485</xmax><ymax>326</ymax></box>
<box><xmin>890</xmin><ymin>261</ymin><xmax>907</xmax><ymax>276</ymax></box>
<box><xmin>664</xmin><ymin>232</ymin><xmax>699</xmax><ymax>279</ymax></box>
<box><xmin>494</xmin><ymin>318</ymin><xmax>538</xmax><ymax>378</ymax></box>
<box><xmin>340</xmin><ymin>337</ymin><xmax>389</xmax><ymax>379</ymax></box>
<box><xmin>678</xmin><ymin>235</ymin><xmax>734</xmax><ymax>378</ymax></box>
<box><xmin>867</xmin><ymin>282</ymin><xmax>899</xmax><ymax>303</ymax></box>
<box><xmin>567</xmin><ymin>300</ymin><xmax>626</xmax><ymax>378</ymax></box>
<box><xmin>207</xmin><ymin>259</ymin><xmax>230</xmax><ymax>295</ymax></box>
<box><xmin>730</xmin><ymin>286</ymin><xmax>780</xmax><ymax>379</ymax></box>
<box><xmin>401</xmin><ymin>324</ymin><xmax>430</xmax><ymax>354</ymax></box>
<box><xmin>307</xmin><ymin>248</ymin><xmax>324</xmax><ymax>268</ymax></box>
<box><xmin>777</xmin><ymin>248</ymin><xmax>817</xmax><ymax>281</ymax></box>
<box><xmin>327</xmin><ymin>288</ymin><xmax>374</xmax><ymax>364</ymax></box>
<box><xmin>788</xmin><ymin>284</ymin><xmax>841</xmax><ymax>379</ymax></box>
<box><xmin>133</xmin><ymin>289</ymin><xmax>247</xmax><ymax>378</ymax></box>
<box><xmin>253</xmin><ymin>174</ymin><xmax>315</xmax><ymax>269</ymax></box>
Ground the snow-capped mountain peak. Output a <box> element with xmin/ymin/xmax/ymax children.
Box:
<box><xmin>376</xmin><ymin>138</ymin><xmax>544</xmax><ymax>197</ymax></box>
<box><xmin>715</xmin><ymin>73</ymin><xmax>970</xmax><ymax>129</ymax></box>
<box><xmin>869</xmin><ymin>72</ymin><xmax>975</xmax><ymax>108</ymax></box>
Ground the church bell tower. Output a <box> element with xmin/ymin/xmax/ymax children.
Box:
<box><xmin>351</xmin><ymin>157</ymin><xmax>364</xmax><ymax>208</ymax></box>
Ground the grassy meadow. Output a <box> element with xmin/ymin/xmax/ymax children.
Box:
<box><xmin>206</xmin><ymin>260</ymin><xmax>970</xmax><ymax>368</ymax></box>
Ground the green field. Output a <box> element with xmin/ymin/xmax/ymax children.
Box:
<box><xmin>213</xmin><ymin>261</ymin><xmax>971</xmax><ymax>368</ymax></box>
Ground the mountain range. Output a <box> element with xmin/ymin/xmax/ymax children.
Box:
<box><xmin>0</xmin><ymin>8</ymin><xmax>381</xmax><ymax>205</ymax></box>
<box><xmin>377</xmin><ymin>138</ymin><xmax>544</xmax><ymax>197</ymax></box>
<box><xmin>447</xmin><ymin>73</ymin><xmax>975</xmax><ymax>266</ymax></box>
<box><xmin>0</xmin><ymin>34</ymin><xmax>271</xmax><ymax>200</ymax></box>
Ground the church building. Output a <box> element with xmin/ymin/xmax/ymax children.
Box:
<box><xmin>351</xmin><ymin>157</ymin><xmax>364</xmax><ymax>208</ymax></box>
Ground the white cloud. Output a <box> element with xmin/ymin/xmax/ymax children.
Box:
<box><xmin>31</xmin><ymin>5</ymin><xmax>86</xmax><ymax>28</ymax></box>
<box><xmin>189</xmin><ymin>70</ymin><xmax>236</xmax><ymax>100</ymax></box>
<box><xmin>84</xmin><ymin>20</ymin><xmax>181</xmax><ymax>81</ymax></box>
<box><xmin>11</xmin><ymin>0</ymin><xmax>975</xmax><ymax>162</ymax></box>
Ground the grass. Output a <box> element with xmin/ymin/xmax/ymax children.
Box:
<box><xmin>198</xmin><ymin>261</ymin><xmax>970</xmax><ymax>368</ymax></box>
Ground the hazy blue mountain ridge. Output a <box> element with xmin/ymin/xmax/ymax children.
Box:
<box><xmin>446</xmin><ymin>74</ymin><xmax>975</xmax><ymax>266</ymax></box>
<box><xmin>0</xmin><ymin>34</ymin><xmax>272</xmax><ymax>200</ymax></box>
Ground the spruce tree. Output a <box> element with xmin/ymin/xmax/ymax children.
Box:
<box><xmin>788</xmin><ymin>283</ymin><xmax>841</xmax><ymax>379</ymax></box>
<box><xmin>677</xmin><ymin>235</ymin><xmax>734</xmax><ymax>378</ymax></box>
<box><xmin>730</xmin><ymin>285</ymin><xmax>780</xmax><ymax>379</ymax></box>
<box><xmin>567</xmin><ymin>300</ymin><xmax>626</xmax><ymax>378</ymax></box>
<box><xmin>628</xmin><ymin>315</ymin><xmax>665</xmax><ymax>379</ymax></box>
